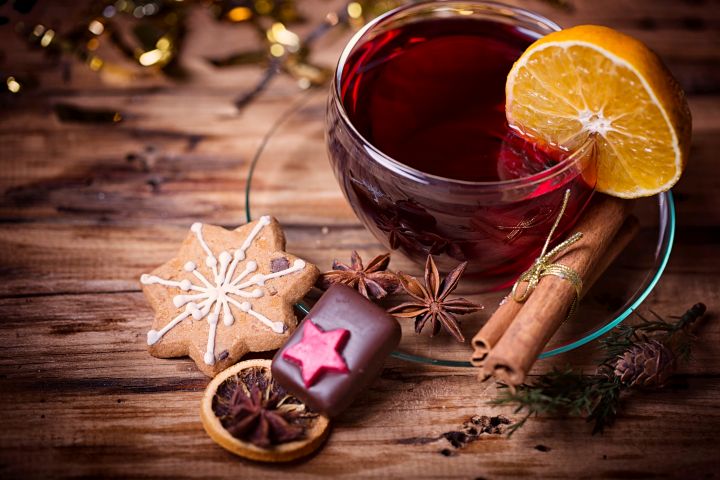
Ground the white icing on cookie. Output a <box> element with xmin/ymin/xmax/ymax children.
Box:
<box><xmin>140</xmin><ymin>218</ymin><xmax>305</xmax><ymax>366</ymax></box>
<box><xmin>234</xmin><ymin>259</ymin><xmax>306</xmax><ymax>289</ymax></box>
<box><xmin>226</xmin><ymin>297</ymin><xmax>286</xmax><ymax>334</ymax></box>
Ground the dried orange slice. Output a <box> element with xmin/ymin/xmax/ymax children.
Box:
<box><xmin>200</xmin><ymin>359</ymin><xmax>330</xmax><ymax>462</ymax></box>
<box><xmin>506</xmin><ymin>25</ymin><xmax>691</xmax><ymax>198</ymax></box>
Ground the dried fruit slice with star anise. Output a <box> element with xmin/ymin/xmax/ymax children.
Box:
<box><xmin>201</xmin><ymin>359</ymin><xmax>330</xmax><ymax>462</ymax></box>
<box><xmin>388</xmin><ymin>255</ymin><xmax>483</xmax><ymax>342</ymax></box>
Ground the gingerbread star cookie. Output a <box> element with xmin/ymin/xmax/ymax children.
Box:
<box><xmin>140</xmin><ymin>216</ymin><xmax>319</xmax><ymax>377</ymax></box>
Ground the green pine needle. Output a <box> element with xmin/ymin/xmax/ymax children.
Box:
<box><xmin>491</xmin><ymin>303</ymin><xmax>707</xmax><ymax>435</ymax></box>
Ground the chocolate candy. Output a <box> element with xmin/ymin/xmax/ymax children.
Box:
<box><xmin>271</xmin><ymin>284</ymin><xmax>401</xmax><ymax>417</ymax></box>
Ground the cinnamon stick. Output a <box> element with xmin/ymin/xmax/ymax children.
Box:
<box><xmin>470</xmin><ymin>213</ymin><xmax>640</xmax><ymax>367</ymax></box>
<box><xmin>480</xmin><ymin>195</ymin><xmax>634</xmax><ymax>386</ymax></box>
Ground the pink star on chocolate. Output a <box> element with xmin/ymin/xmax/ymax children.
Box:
<box><xmin>282</xmin><ymin>320</ymin><xmax>350</xmax><ymax>387</ymax></box>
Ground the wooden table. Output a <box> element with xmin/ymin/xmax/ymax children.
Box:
<box><xmin>1</xmin><ymin>1</ymin><xmax>719</xmax><ymax>477</ymax></box>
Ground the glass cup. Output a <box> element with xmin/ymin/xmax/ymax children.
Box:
<box><xmin>325</xmin><ymin>1</ymin><xmax>596</xmax><ymax>281</ymax></box>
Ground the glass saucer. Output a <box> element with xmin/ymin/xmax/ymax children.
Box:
<box><xmin>244</xmin><ymin>90</ymin><xmax>675</xmax><ymax>367</ymax></box>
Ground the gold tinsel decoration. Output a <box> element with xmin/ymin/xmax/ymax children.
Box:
<box><xmin>2</xmin><ymin>0</ymin><xmax>573</xmax><ymax>109</ymax></box>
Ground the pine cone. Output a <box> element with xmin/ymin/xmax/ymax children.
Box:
<box><xmin>614</xmin><ymin>339</ymin><xmax>676</xmax><ymax>388</ymax></box>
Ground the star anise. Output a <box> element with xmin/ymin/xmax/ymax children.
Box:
<box><xmin>319</xmin><ymin>250</ymin><xmax>400</xmax><ymax>300</ymax></box>
<box><xmin>388</xmin><ymin>255</ymin><xmax>483</xmax><ymax>342</ymax></box>
<box><xmin>375</xmin><ymin>212</ymin><xmax>417</xmax><ymax>251</ymax></box>
<box><xmin>213</xmin><ymin>368</ymin><xmax>306</xmax><ymax>448</ymax></box>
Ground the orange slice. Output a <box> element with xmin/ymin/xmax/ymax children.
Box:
<box><xmin>506</xmin><ymin>25</ymin><xmax>691</xmax><ymax>198</ymax></box>
<box><xmin>200</xmin><ymin>359</ymin><xmax>330</xmax><ymax>462</ymax></box>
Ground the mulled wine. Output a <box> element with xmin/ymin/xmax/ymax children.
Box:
<box><xmin>326</xmin><ymin>2</ymin><xmax>595</xmax><ymax>279</ymax></box>
<box><xmin>340</xmin><ymin>17</ymin><xmax>554</xmax><ymax>182</ymax></box>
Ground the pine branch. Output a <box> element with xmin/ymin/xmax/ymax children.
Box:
<box><xmin>492</xmin><ymin>368</ymin><xmax>622</xmax><ymax>435</ymax></box>
<box><xmin>491</xmin><ymin>303</ymin><xmax>707</xmax><ymax>435</ymax></box>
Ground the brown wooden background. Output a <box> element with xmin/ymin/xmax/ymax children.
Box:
<box><xmin>1</xmin><ymin>0</ymin><xmax>719</xmax><ymax>478</ymax></box>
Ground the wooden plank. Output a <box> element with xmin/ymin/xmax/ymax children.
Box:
<box><xmin>1</xmin><ymin>366</ymin><xmax>719</xmax><ymax>478</ymax></box>
<box><xmin>1</xmin><ymin>93</ymin><xmax>717</xmax><ymax>226</ymax></box>
<box><xmin>1</xmin><ymin>218</ymin><xmax>716</xmax><ymax>292</ymax></box>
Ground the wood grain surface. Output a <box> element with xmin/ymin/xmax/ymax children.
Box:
<box><xmin>1</xmin><ymin>0</ymin><xmax>719</xmax><ymax>478</ymax></box>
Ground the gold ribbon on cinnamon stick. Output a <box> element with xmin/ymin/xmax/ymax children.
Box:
<box><xmin>510</xmin><ymin>189</ymin><xmax>583</xmax><ymax>317</ymax></box>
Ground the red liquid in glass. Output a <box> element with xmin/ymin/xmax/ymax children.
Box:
<box><xmin>341</xmin><ymin>18</ymin><xmax>555</xmax><ymax>181</ymax></box>
<box><xmin>330</xmin><ymin>17</ymin><xmax>594</xmax><ymax>278</ymax></box>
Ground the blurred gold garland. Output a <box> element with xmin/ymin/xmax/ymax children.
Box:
<box><xmin>2</xmin><ymin>0</ymin><xmax>572</xmax><ymax>113</ymax></box>
<box><xmin>2</xmin><ymin>0</ymin><xmax>408</xmax><ymax>110</ymax></box>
